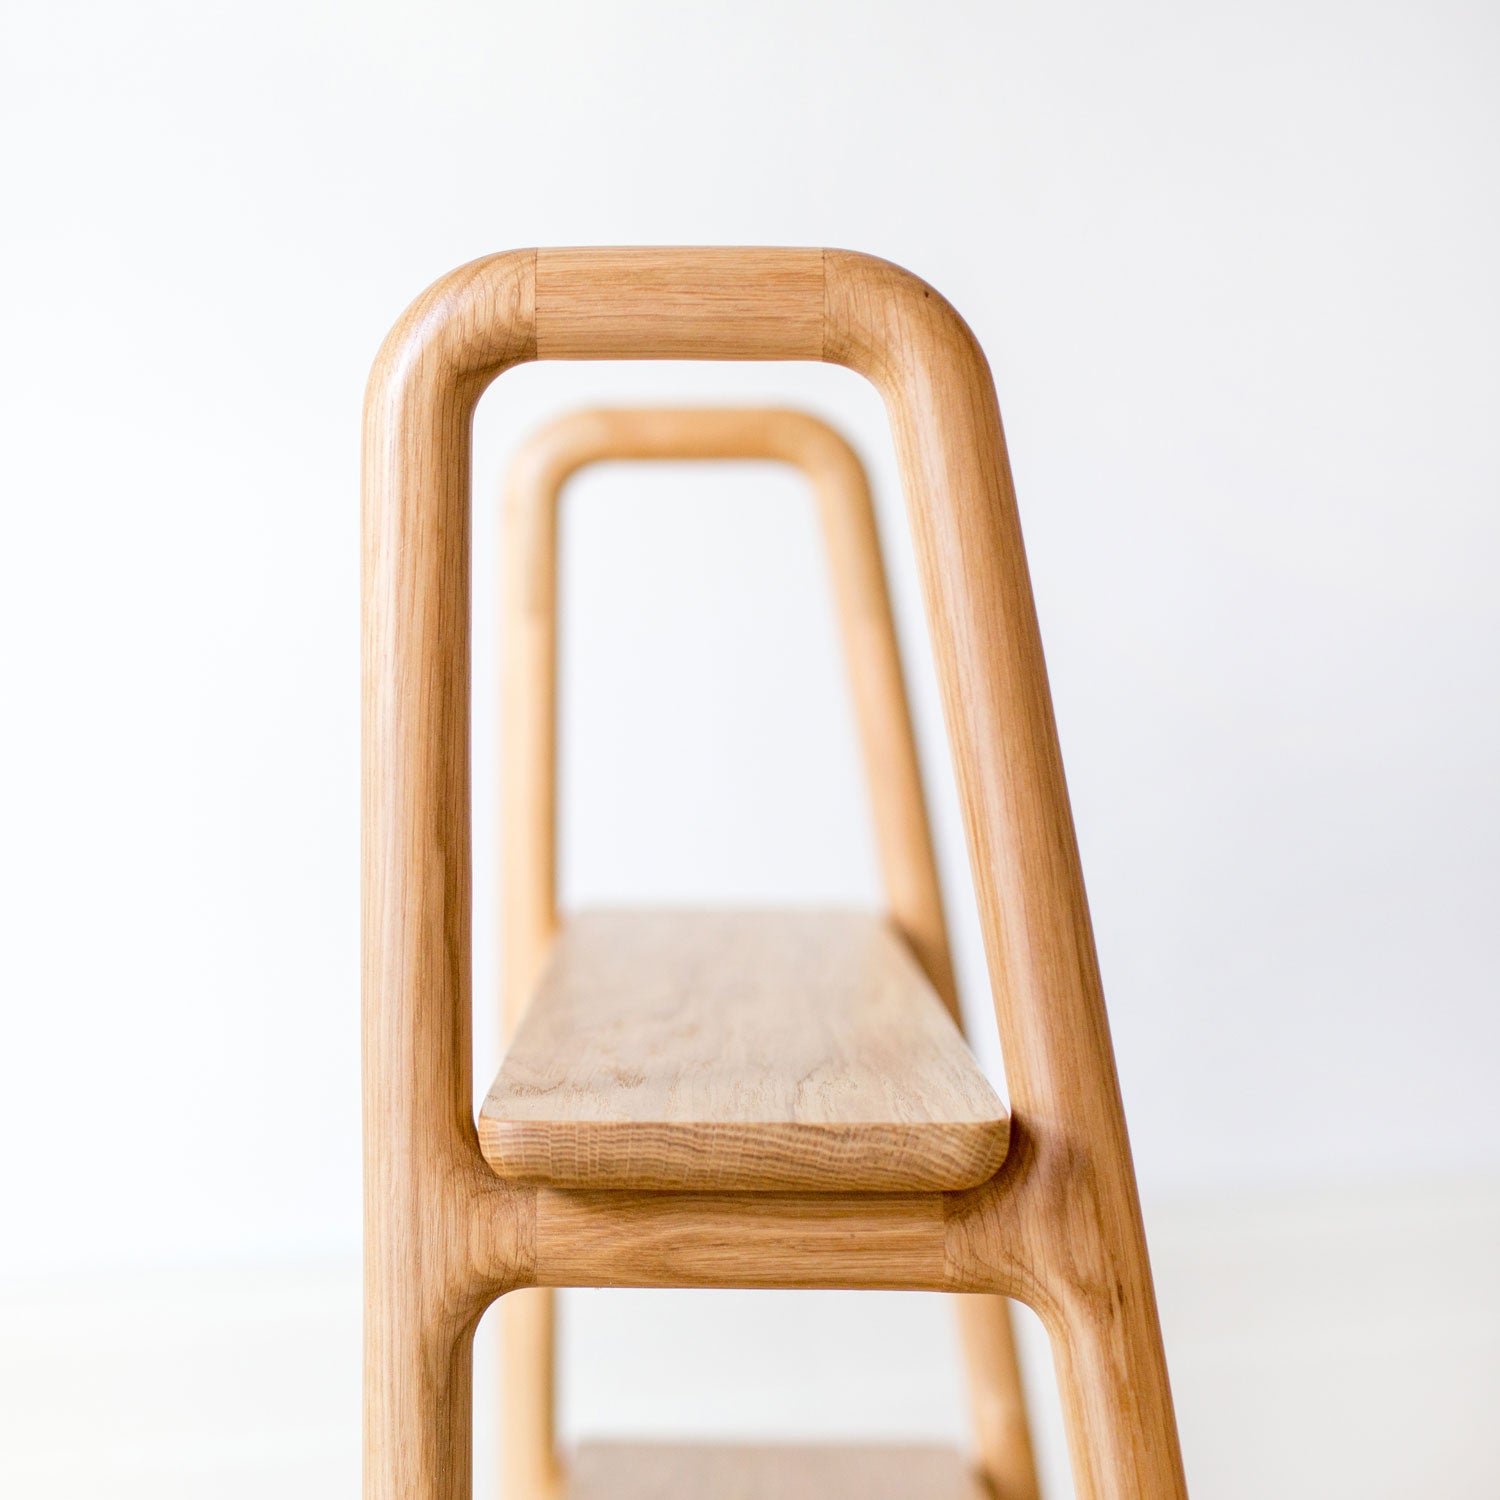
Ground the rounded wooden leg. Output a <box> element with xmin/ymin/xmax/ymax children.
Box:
<box><xmin>503</xmin><ymin>1288</ymin><xmax>564</xmax><ymax>1500</ymax></box>
<box><xmin>1045</xmin><ymin>1284</ymin><xmax>1186</xmax><ymax>1500</ymax></box>
<box><xmin>955</xmin><ymin>1295</ymin><xmax>1041</xmax><ymax>1500</ymax></box>
<box><xmin>500</xmin><ymin>428</ymin><xmax>564</xmax><ymax>1500</ymax></box>
<box><xmin>366</xmin><ymin>1285</ymin><xmax>485</xmax><ymax>1500</ymax></box>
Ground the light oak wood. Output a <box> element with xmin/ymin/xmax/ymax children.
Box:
<box><xmin>499</xmin><ymin>1288</ymin><xmax>559</xmax><ymax>1500</ymax></box>
<box><xmin>497</xmin><ymin>386</ymin><xmax>568</xmax><ymax>1500</ymax></box>
<box><xmin>496</xmin><ymin>405</ymin><xmax>1036</xmax><ymax>1500</ymax></box>
<box><xmin>957</xmin><ymin>1293</ymin><xmax>1041</xmax><ymax>1500</ymax></box>
<box><xmin>567</xmin><ymin>1443</ymin><xmax>990</xmax><ymax>1500</ymax></box>
<box><xmin>534</xmin><ymin>248</ymin><xmax>825</xmax><ymax>360</ymax></box>
<box><xmin>529</xmin><ymin>1185</ymin><xmax>946</xmax><ymax>1290</ymax></box>
<box><xmin>500</xmin><ymin>403</ymin><xmax>960</xmax><ymax>1012</ymax></box>
<box><xmin>481</xmin><ymin>909</ymin><xmax>1008</xmax><ymax>1192</ymax></box>
<box><xmin>363</xmin><ymin>248</ymin><xmax>1189</xmax><ymax>1500</ymax></box>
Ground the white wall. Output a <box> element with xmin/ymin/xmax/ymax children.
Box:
<box><xmin>2</xmin><ymin>0</ymin><xmax>1496</xmax><ymax>1327</ymax></box>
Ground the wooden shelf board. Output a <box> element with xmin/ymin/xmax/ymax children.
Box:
<box><xmin>565</xmin><ymin>1442</ymin><xmax>991</xmax><ymax>1500</ymax></box>
<box><xmin>479</xmin><ymin>909</ymin><xmax>1009</xmax><ymax>1193</ymax></box>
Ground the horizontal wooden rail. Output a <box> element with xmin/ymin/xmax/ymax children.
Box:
<box><xmin>531</xmin><ymin>1187</ymin><xmax>952</xmax><ymax>1292</ymax></box>
<box><xmin>534</xmin><ymin>248</ymin><xmax>825</xmax><ymax>359</ymax></box>
<box><xmin>465</xmin><ymin>1173</ymin><xmax>1037</xmax><ymax>1299</ymax></box>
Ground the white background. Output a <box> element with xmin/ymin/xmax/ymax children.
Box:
<box><xmin>3</xmin><ymin>2</ymin><xmax>1497</xmax><ymax>1495</ymax></box>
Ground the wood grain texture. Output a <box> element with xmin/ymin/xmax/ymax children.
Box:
<box><xmin>532</xmin><ymin>1185</ymin><xmax>950</xmax><ymax>1291</ymax></box>
<box><xmin>481</xmin><ymin>909</ymin><xmax>1008</xmax><ymax>1192</ymax></box>
<box><xmin>535</xmin><ymin>248</ymin><xmax>824</xmax><ymax>360</ymax></box>
<box><xmin>364</xmin><ymin>248</ymin><xmax>1188</xmax><ymax>1500</ymax></box>
<box><xmin>566</xmin><ymin>1444</ymin><xmax>990</xmax><ymax>1500</ymax></box>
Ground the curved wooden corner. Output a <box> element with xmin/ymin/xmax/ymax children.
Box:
<box><xmin>503</xmin><ymin>404</ymin><xmax>864</xmax><ymax>489</ymax></box>
<box><xmin>499</xmin><ymin>403</ymin><xmax>958</xmax><ymax>1023</ymax></box>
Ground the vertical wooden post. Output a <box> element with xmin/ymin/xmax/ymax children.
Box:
<box><xmin>497</xmin><ymin>430</ymin><xmax>567</xmax><ymax>1500</ymax></box>
<box><xmin>825</xmin><ymin>249</ymin><xmax>1187</xmax><ymax>1500</ymax></box>
<box><xmin>363</xmin><ymin>252</ymin><xmax>539</xmax><ymax>1500</ymax></box>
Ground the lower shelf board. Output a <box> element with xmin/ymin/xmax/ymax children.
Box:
<box><xmin>566</xmin><ymin>1442</ymin><xmax>989</xmax><ymax>1500</ymax></box>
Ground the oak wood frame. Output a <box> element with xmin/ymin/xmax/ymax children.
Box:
<box><xmin>363</xmin><ymin>248</ymin><xmax>1189</xmax><ymax>1500</ymax></box>
<box><xmin>496</xmin><ymin>405</ymin><xmax>1038</xmax><ymax>1500</ymax></box>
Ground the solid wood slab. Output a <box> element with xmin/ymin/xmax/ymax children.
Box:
<box><xmin>479</xmin><ymin>909</ymin><xmax>1009</xmax><ymax>1192</ymax></box>
<box><xmin>566</xmin><ymin>1443</ymin><xmax>991</xmax><ymax>1500</ymax></box>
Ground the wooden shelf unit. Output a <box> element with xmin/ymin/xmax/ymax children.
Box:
<box><xmin>362</xmin><ymin>251</ymin><xmax>1189</xmax><ymax>1500</ymax></box>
